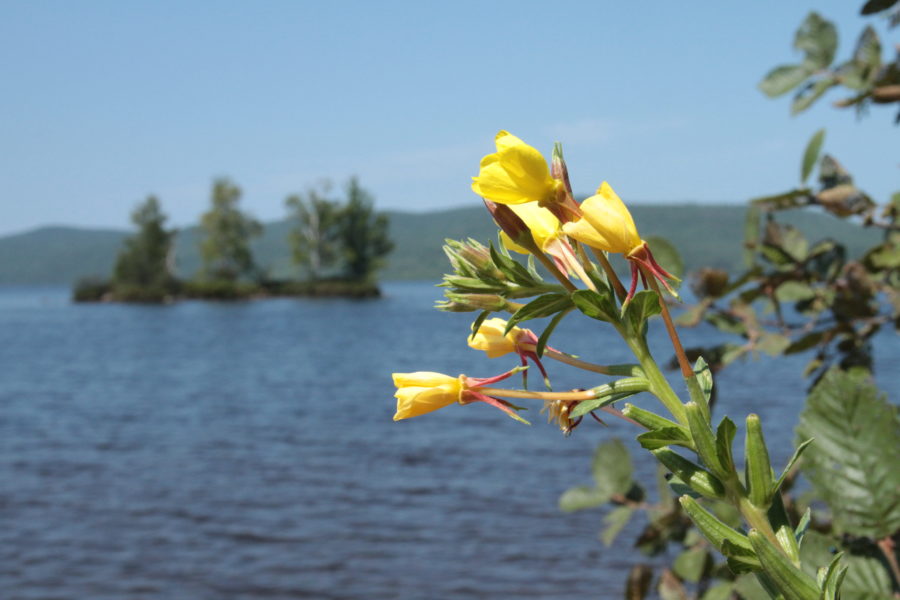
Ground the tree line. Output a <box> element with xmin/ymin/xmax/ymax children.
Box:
<box><xmin>77</xmin><ymin>176</ymin><xmax>392</xmax><ymax>301</ymax></box>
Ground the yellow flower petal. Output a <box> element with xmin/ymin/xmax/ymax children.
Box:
<box><xmin>392</xmin><ymin>371</ymin><xmax>459</xmax><ymax>388</ymax></box>
<box><xmin>472</xmin><ymin>131</ymin><xmax>560</xmax><ymax>205</ymax></box>
<box><xmin>468</xmin><ymin>317</ymin><xmax>519</xmax><ymax>358</ymax></box>
<box><xmin>499</xmin><ymin>231</ymin><xmax>531</xmax><ymax>255</ymax></box>
<box><xmin>393</xmin><ymin>384</ymin><xmax>460</xmax><ymax>420</ymax></box>
<box><xmin>566</xmin><ymin>182</ymin><xmax>641</xmax><ymax>254</ymax></box>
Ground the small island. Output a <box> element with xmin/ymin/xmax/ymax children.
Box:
<box><xmin>74</xmin><ymin>177</ymin><xmax>392</xmax><ymax>303</ymax></box>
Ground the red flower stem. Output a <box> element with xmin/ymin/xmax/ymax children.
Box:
<box><xmin>641</xmin><ymin>266</ymin><xmax>693</xmax><ymax>379</ymax></box>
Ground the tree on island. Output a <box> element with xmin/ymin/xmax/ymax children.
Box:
<box><xmin>285</xmin><ymin>181</ymin><xmax>341</xmax><ymax>280</ymax></box>
<box><xmin>338</xmin><ymin>177</ymin><xmax>393</xmax><ymax>282</ymax></box>
<box><xmin>198</xmin><ymin>178</ymin><xmax>262</xmax><ymax>282</ymax></box>
<box><xmin>111</xmin><ymin>195</ymin><xmax>177</xmax><ymax>297</ymax></box>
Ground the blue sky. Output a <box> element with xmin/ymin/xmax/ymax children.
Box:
<box><xmin>0</xmin><ymin>1</ymin><xmax>895</xmax><ymax>235</ymax></box>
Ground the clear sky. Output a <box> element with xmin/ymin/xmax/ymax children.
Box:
<box><xmin>0</xmin><ymin>1</ymin><xmax>895</xmax><ymax>235</ymax></box>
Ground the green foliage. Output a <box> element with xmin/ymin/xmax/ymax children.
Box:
<box><xmin>338</xmin><ymin>177</ymin><xmax>393</xmax><ymax>282</ymax></box>
<box><xmin>559</xmin><ymin>439</ymin><xmax>635</xmax><ymax>512</ymax></box>
<box><xmin>199</xmin><ymin>178</ymin><xmax>263</xmax><ymax>282</ymax></box>
<box><xmin>285</xmin><ymin>181</ymin><xmax>341</xmax><ymax>279</ymax></box>
<box><xmin>796</xmin><ymin>368</ymin><xmax>900</xmax><ymax>539</ymax></box>
<box><xmin>112</xmin><ymin>196</ymin><xmax>177</xmax><ymax>294</ymax></box>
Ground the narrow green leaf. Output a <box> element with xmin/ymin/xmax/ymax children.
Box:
<box><xmin>686</xmin><ymin>402</ymin><xmax>728</xmax><ymax>479</ymax></box>
<box><xmin>715</xmin><ymin>417</ymin><xmax>737</xmax><ymax>476</ymax></box>
<box><xmin>469</xmin><ymin>310</ymin><xmax>492</xmax><ymax>340</ymax></box>
<box><xmin>773</xmin><ymin>438</ymin><xmax>814</xmax><ymax>494</ymax></box>
<box><xmin>748</xmin><ymin>530</ymin><xmax>820</xmax><ymax>599</ymax></box>
<box><xmin>488</xmin><ymin>242</ymin><xmax>535</xmax><ymax>286</ymax></box>
<box><xmin>570</xmin><ymin>378</ymin><xmax>651</xmax><ymax>418</ymax></box>
<box><xmin>679</xmin><ymin>496</ymin><xmax>758</xmax><ymax>561</ymax></box>
<box><xmin>654</xmin><ymin>449</ymin><xmax>725</xmax><ymax>499</ymax></box>
<box><xmin>791</xmin><ymin>78</ymin><xmax>835</xmax><ymax>115</ymax></box>
<box><xmin>759</xmin><ymin>64</ymin><xmax>812</xmax><ymax>97</ymax></box>
<box><xmin>558</xmin><ymin>485</ymin><xmax>609</xmax><ymax>512</ymax></box>
<box><xmin>745</xmin><ymin>414</ymin><xmax>774</xmax><ymax>508</ymax></box>
<box><xmin>801</xmin><ymin>129</ymin><xmax>826</xmax><ymax>183</ymax></box>
<box><xmin>536</xmin><ymin>308</ymin><xmax>570</xmax><ymax>357</ymax></box>
<box><xmin>637</xmin><ymin>426</ymin><xmax>694</xmax><ymax>451</ymax></box>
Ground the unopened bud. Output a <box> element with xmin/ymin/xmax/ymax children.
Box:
<box><xmin>551</xmin><ymin>142</ymin><xmax>573</xmax><ymax>196</ymax></box>
<box><xmin>484</xmin><ymin>200</ymin><xmax>539</xmax><ymax>252</ymax></box>
<box><xmin>438</xmin><ymin>292</ymin><xmax>508</xmax><ymax>313</ymax></box>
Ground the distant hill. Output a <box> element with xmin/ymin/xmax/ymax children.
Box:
<box><xmin>0</xmin><ymin>204</ymin><xmax>880</xmax><ymax>285</ymax></box>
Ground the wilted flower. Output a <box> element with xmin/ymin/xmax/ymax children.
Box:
<box><xmin>472</xmin><ymin>131</ymin><xmax>562</xmax><ymax>206</ymax></box>
<box><xmin>392</xmin><ymin>367</ymin><xmax>530</xmax><ymax>423</ymax></box>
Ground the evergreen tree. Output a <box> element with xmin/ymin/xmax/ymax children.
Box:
<box><xmin>338</xmin><ymin>177</ymin><xmax>393</xmax><ymax>282</ymax></box>
<box><xmin>285</xmin><ymin>182</ymin><xmax>340</xmax><ymax>280</ymax></box>
<box><xmin>198</xmin><ymin>178</ymin><xmax>262</xmax><ymax>282</ymax></box>
<box><xmin>112</xmin><ymin>195</ymin><xmax>177</xmax><ymax>289</ymax></box>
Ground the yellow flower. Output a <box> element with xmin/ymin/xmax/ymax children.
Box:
<box><xmin>562</xmin><ymin>182</ymin><xmax>642</xmax><ymax>254</ymax></box>
<box><xmin>472</xmin><ymin>131</ymin><xmax>561</xmax><ymax>206</ymax></box>
<box><xmin>499</xmin><ymin>203</ymin><xmax>562</xmax><ymax>254</ymax></box>
<box><xmin>392</xmin><ymin>372</ymin><xmax>461</xmax><ymax>421</ymax></box>
<box><xmin>468</xmin><ymin>318</ymin><xmax>521</xmax><ymax>358</ymax></box>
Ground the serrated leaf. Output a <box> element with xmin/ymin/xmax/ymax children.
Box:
<box><xmin>796</xmin><ymin>369</ymin><xmax>900</xmax><ymax>538</ymax></box>
<box><xmin>759</xmin><ymin>64</ymin><xmax>812</xmax><ymax>97</ymax></box>
<box><xmin>794</xmin><ymin>12</ymin><xmax>838</xmax><ymax>69</ymax></box>
<box><xmin>801</xmin><ymin>129</ymin><xmax>826</xmax><ymax>183</ymax></box>
<box><xmin>792</xmin><ymin>78</ymin><xmax>835</xmax><ymax>115</ymax></box>
<box><xmin>571</xmin><ymin>288</ymin><xmax>618</xmax><ymax>323</ymax></box>
<box><xmin>601</xmin><ymin>505</ymin><xmax>634</xmax><ymax>546</ymax></box>
<box><xmin>506</xmin><ymin>293</ymin><xmax>572</xmax><ymax>331</ymax></box>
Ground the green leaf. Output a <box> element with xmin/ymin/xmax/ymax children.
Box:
<box><xmin>536</xmin><ymin>308</ymin><xmax>570</xmax><ymax>357</ymax></box>
<box><xmin>686</xmin><ymin>402</ymin><xmax>728</xmax><ymax>478</ymax></box>
<box><xmin>756</xmin><ymin>333</ymin><xmax>791</xmax><ymax>357</ymax></box>
<box><xmin>853</xmin><ymin>26</ymin><xmax>881</xmax><ymax>77</ymax></box>
<box><xmin>792</xmin><ymin>78</ymin><xmax>835</xmax><ymax>115</ymax></box>
<box><xmin>558</xmin><ymin>485</ymin><xmax>609</xmax><ymax>512</ymax></box>
<box><xmin>570</xmin><ymin>378</ymin><xmax>651</xmax><ymax>418</ymax></box>
<box><xmin>796</xmin><ymin>369</ymin><xmax>900</xmax><ymax>538</ymax></box>
<box><xmin>715</xmin><ymin>417</ymin><xmax>737</xmax><ymax>476</ymax></box>
<box><xmin>701</xmin><ymin>583</ymin><xmax>733</xmax><ymax>600</ymax></box>
<box><xmin>624</xmin><ymin>290</ymin><xmax>662</xmax><ymax>334</ymax></box>
<box><xmin>571</xmin><ymin>288</ymin><xmax>618</xmax><ymax>323</ymax></box>
<box><xmin>637</xmin><ymin>426</ymin><xmax>694</xmax><ymax>451</ymax></box>
<box><xmin>748</xmin><ymin>530</ymin><xmax>820</xmax><ymax>599</ymax></box>
<box><xmin>673</xmin><ymin>547</ymin><xmax>710</xmax><ymax>583</ymax></box>
<box><xmin>773</xmin><ymin>438</ymin><xmax>814</xmax><ymax>494</ymax></box>
<box><xmin>655</xmin><ymin>450</ymin><xmax>725</xmax><ymax>499</ymax></box>
<box><xmin>644</xmin><ymin>235</ymin><xmax>684</xmax><ymax>281</ymax></box>
<box><xmin>694</xmin><ymin>357</ymin><xmax>713</xmax><ymax>403</ymax></box>
<box><xmin>601</xmin><ymin>505</ymin><xmax>634</xmax><ymax>546</ymax></box>
<box><xmin>592</xmin><ymin>439</ymin><xmax>634</xmax><ymax>498</ymax></box>
<box><xmin>759</xmin><ymin>64</ymin><xmax>812</xmax><ymax>97</ymax></box>
<box><xmin>679</xmin><ymin>496</ymin><xmax>758</xmax><ymax>562</ymax></box>
<box><xmin>469</xmin><ymin>310</ymin><xmax>491</xmax><ymax>340</ymax></box>
<box><xmin>506</xmin><ymin>292</ymin><xmax>572</xmax><ymax>331</ymax></box>
<box><xmin>733</xmin><ymin>574</ymin><xmax>771</xmax><ymax>600</ymax></box>
<box><xmin>794</xmin><ymin>12</ymin><xmax>838</xmax><ymax>69</ymax></box>
<box><xmin>744</xmin><ymin>414</ymin><xmax>774</xmax><ymax>508</ymax></box>
<box><xmin>861</xmin><ymin>0</ymin><xmax>899</xmax><ymax>14</ymax></box>
<box><xmin>775</xmin><ymin>281</ymin><xmax>816</xmax><ymax>303</ymax></box>
<box><xmin>801</xmin><ymin>129</ymin><xmax>826</xmax><ymax>183</ymax></box>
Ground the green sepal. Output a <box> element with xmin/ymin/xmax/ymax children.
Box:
<box><xmin>653</xmin><ymin>449</ymin><xmax>725</xmax><ymax>499</ymax></box>
<box><xmin>748</xmin><ymin>530</ymin><xmax>820</xmax><ymax>599</ymax></box>
<box><xmin>679</xmin><ymin>496</ymin><xmax>758</xmax><ymax>566</ymax></box>
<box><xmin>686</xmin><ymin>402</ymin><xmax>729</xmax><ymax>479</ymax></box>
<box><xmin>745</xmin><ymin>414</ymin><xmax>775</xmax><ymax>508</ymax></box>
<box><xmin>570</xmin><ymin>377</ymin><xmax>651</xmax><ymax>418</ymax></box>
<box><xmin>637</xmin><ymin>426</ymin><xmax>694</xmax><ymax>451</ymax></box>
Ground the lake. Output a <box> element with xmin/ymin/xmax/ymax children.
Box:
<box><xmin>0</xmin><ymin>282</ymin><xmax>897</xmax><ymax>599</ymax></box>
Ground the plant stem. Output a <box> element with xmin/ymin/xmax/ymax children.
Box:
<box><xmin>623</xmin><ymin>333</ymin><xmax>688</xmax><ymax>426</ymax></box>
<box><xmin>591</xmin><ymin>248</ymin><xmax>628</xmax><ymax>302</ymax></box>
<box><xmin>641</xmin><ymin>267</ymin><xmax>693</xmax><ymax>379</ymax></box>
<box><xmin>533</xmin><ymin>251</ymin><xmax>578</xmax><ymax>292</ymax></box>
<box><xmin>518</xmin><ymin>344</ymin><xmax>618</xmax><ymax>375</ymax></box>
<box><xmin>476</xmin><ymin>387</ymin><xmax>595</xmax><ymax>401</ymax></box>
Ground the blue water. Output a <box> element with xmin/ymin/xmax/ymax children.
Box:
<box><xmin>0</xmin><ymin>283</ymin><xmax>897</xmax><ymax>599</ymax></box>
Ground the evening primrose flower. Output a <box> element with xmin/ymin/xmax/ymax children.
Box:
<box><xmin>562</xmin><ymin>182</ymin><xmax>679</xmax><ymax>307</ymax></box>
<box><xmin>472</xmin><ymin>131</ymin><xmax>563</xmax><ymax>207</ymax></box>
<box><xmin>392</xmin><ymin>368</ymin><xmax>529</xmax><ymax>423</ymax></box>
<box><xmin>468</xmin><ymin>318</ymin><xmax>552</xmax><ymax>388</ymax></box>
